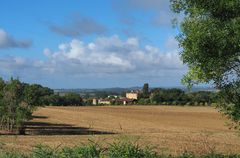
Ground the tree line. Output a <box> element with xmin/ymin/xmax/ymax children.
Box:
<box><xmin>138</xmin><ymin>83</ymin><xmax>217</xmax><ymax>106</ymax></box>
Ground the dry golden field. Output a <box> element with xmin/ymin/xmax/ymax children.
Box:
<box><xmin>0</xmin><ymin>106</ymin><xmax>240</xmax><ymax>155</ymax></box>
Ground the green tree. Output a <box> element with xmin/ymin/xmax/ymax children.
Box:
<box><xmin>150</xmin><ymin>92</ymin><xmax>161</xmax><ymax>104</ymax></box>
<box><xmin>23</xmin><ymin>84</ymin><xmax>53</xmax><ymax>106</ymax></box>
<box><xmin>150</xmin><ymin>88</ymin><xmax>186</xmax><ymax>105</ymax></box>
<box><xmin>0</xmin><ymin>78</ymin><xmax>5</xmax><ymax>99</ymax></box>
<box><xmin>142</xmin><ymin>83</ymin><xmax>149</xmax><ymax>98</ymax></box>
<box><xmin>0</xmin><ymin>78</ymin><xmax>30</xmax><ymax>133</ymax></box>
<box><xmin>64</xmin><ymin>92</ymin><xmax>83</xmax><ymax>106</ymax></box>
<box><xmin>171</xmin><ymin>0</ymin><xmax>240</xmax><ymax>129</ymax></box>
<box><xmin>0</xmin><ymin>78</ymin><xmax>53</xmax><ymax>134</ymax></box>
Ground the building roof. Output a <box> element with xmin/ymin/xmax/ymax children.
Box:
<box><xmin>118</xmin><ymin>98</ymin><xmax>134</xmax><ymax>102</ymax></box>
<box><xmin>98</xmin><ymin>99</ymin><xmax>111</xmax><ymax>102</ymax></box>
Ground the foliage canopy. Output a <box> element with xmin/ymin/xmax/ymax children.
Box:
<box><xmin>0</xmin><ymin>78</ymin><xmax>83</xmax><ymax>134</ymax></box>
<box><xmin>171</xmin><ymin>0</ymin><xmax>240</xmax><ymax>129</ymax></box>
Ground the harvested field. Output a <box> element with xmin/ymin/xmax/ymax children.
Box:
<box><xmin>0</xmin><ymin>106</ymin><xmax>239</xmax><ymax>155</ymax></box>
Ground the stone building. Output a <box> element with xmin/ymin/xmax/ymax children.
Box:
<box><xmin>126</xmin><ymin>91</ymin><xmax>138</xmax><ymax>100</ymax></box>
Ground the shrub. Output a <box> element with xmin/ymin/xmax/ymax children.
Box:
<box><xmin>60</xmin><ymin>143</ymin><xmax>102</xmax><ymax>158</ymax></box>
<box><xmin>0</xmin><ymin>150</ymin><xmax>26</xmax><ymax>158</ymax></box>
<box><xmin>107</xmin><ymin>141</ymin><xmax>158</xmax><ymax>158</ymax></box>
<box><xmin>31</xmin><ymin>143</ymin><xmax>102</xmax><ymax>158</ymax></box>
<box><xmin>32</xmin><ymin>145</ymin><xmax>59</xmax><ymax>158</ymax></box>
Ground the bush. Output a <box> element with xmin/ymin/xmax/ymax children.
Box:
<box><xmin>31</xmin><ymin>143</ymin><xmax>102</xmax><ymax>158</ymax></box>
<box><xmin>60</xmin><ymin>144</ymin><xmax>102</xmax><ymax>158</ymax></box>
<box><xmin>32</xmin><ymin>145</ymin><xmax>58</xmax><ymax>158</ymax></box>
<box><xmin>0</xmin><ymin>151</ymin><xmax>26</xmax><ymax>158</ymax></box>
<box><xmin>138</xmin><ymin>98</ymin><xmax>150</xmax><ymax>105</ymax></box>
<box><xmin>107</xmin><ymin>141</ymin><xmax>157</xmax><ymax>158</ymax></box>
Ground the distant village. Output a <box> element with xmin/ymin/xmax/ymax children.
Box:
<box><xmin>54</xmin><ymin>83</ymin><xmax>217</xmax><ymax>106</ymax></box>
<box><xmin>93</xmin><ymin>90</ymin><xmax>140</xmax><ymax>105</ymax></box>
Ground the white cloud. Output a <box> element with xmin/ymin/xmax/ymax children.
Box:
<box><xmin>40</xmin><ymin>35</ymin><xmax>184</xmax><ymax>75</ymax></box>
<box><xmin>165</xmin><ymin>36</ymin><xmax>179</xmax><ymax>50</ymax></box>
<box><xmin>43</xmin><ymin>48</ymin><xmax>52</xmax><ymax>57</ymax></box>
<box><xmin>0</xmin><ymin>35</ymin><xmax>187</xmax><ymax>87</ymax></box>
<box><xmin>0</xmin><ymin>28</ymin><xmax>32</xmax><ymax>49</ymax></box>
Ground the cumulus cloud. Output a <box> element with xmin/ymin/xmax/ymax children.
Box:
<box><xmin>165</xmin><ymin>36</ymin><xmax>179</xmax><ymax>50</ymax></box>
<box><xmin>0</xmin><ymin>36</ymin><xmax>186</xmax><ymax>87</ymax></box>
<box><xmin>0</xmin><ymin>29</ymin><xmax>32</xmax><ymax>49</ymax></box>
<box><xmin>0</xmin><ymin>56</ymin><xmax>37</xmax><ymax>80</ymax></box>
<box><xmin>40</xmin><ymin>35</ymin><xmax>184</xmax><ymax>75</ymax></box>
<box><xmin>49</xmin><ymin>15</ymin><xmax>108</xmax><ymax>37</ymax></box>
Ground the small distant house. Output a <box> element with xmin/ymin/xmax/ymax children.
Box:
<box><xmin>98</xmin><ymin>99</ymin><xmax>111</xmax><ymax>105</ymax></box>
<box><xmin>92</xmin><ymin>98</ymin><xmax>98</xmax><ymax>105</ymax></box>
<box><xmin>126</xmin><ymin>91</ymin><xmax>138</xmax><ymax>100</ymax></box>
<box><xmin>119</xmin><ymin>98</ymin><xmax>135</xmax><ymax>105</ymax></box>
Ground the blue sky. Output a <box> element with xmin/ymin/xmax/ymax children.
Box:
<box><xmin>0</xmin><ymin>0</ymin><xmax>187</xmax><ymax>88</ymax></box>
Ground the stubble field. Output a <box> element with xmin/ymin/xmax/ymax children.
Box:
<box><xmin>0</xmin><ymin>106</ymin><xmax>240</xmax><ymax>155</ymax></box>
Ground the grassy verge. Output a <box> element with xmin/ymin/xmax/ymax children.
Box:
<box><xmin>0</xmin><ymin>140</ymin><xmax>239</xmax><ymax>158</ymax></box>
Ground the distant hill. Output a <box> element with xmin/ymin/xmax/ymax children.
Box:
<box><xmin>54</xmin><ymin>86</ymin><xmax>216</xmax><ymax>94</ymax></box>
<box><xmin>54</xmin><ymin>87</ymin><xmax>141</xmax><ymax>94</ymax></box>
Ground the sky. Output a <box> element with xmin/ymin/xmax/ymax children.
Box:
<box><xmin>0</xmin><ymin>0</ymin><xmax>187</xmax><ymax>88</ymax></box>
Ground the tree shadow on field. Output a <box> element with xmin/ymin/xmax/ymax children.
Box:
<box><xmin>30</xmin><ymin>115</ymin><xmax>49</xmax><ymax>119</ymax></box>
<box><xmin>24</xmin><ymin>121</ymin><xmax>115</xmax><ymax>135</ymax></box>
<box><xmin>14</xmin><ymin>113</ymin><xmax>115</xmax><ymax>136</ymax></box>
